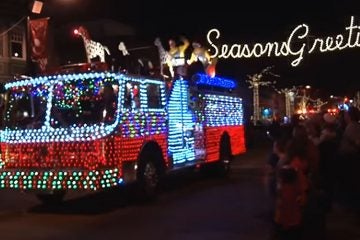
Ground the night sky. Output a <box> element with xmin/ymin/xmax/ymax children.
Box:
<box><xmin>44</xmin><ymin>0</ymin><xmax>360</xmax><ymax>96</ymax></box>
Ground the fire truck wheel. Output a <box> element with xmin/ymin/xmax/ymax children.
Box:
<box><xmin>137</xmin><ymin>160</ymin><xmax>160</xmax><ymax>200</ymax></box>
<box><xmin>36</xmin><ymin>190</ymin><xmax>66</xmax><ymax>205</ymax></box>
<box><xmin>218</xmin><ymin>134</ymin><xmax>233</xmax><ymax>177</ymax></box>
<box><xmin>136</xmin><ymin>142</ymin><xmax>165</xmax><ymax>200</ymax></box>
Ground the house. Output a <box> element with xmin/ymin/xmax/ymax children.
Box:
<box><xmin>0</xmin><ymin>0</ymin><xmax>28</xmax><ymax>83</ymax></box>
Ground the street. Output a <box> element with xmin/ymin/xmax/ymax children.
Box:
<box><xmin>0</xmin><ymin>144</ymin><xmax>359</xmax><ymax>240</ymax></box>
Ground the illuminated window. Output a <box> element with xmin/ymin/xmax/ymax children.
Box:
<box><xmin>147</xmin><ymin>83</ymin><xmax>162</xmax><ymax>109</ymax></box>
<box><xmin>124</xmin><ymin>81</ymin><xmax>140</xmax><ymax>110</ymax></box>
<box><xmin>10</xmin><ymin>28</ymin><xmax>24</xmax><ymax>59</ymax></box>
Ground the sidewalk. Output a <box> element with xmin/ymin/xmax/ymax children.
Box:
<box><xmin>326</xmin><ymin>203</ymin><xmax>360</xmax><ymax>240</ymax></box>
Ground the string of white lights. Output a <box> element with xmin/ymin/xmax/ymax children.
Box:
<box><xmin>207</xmin><ymin>16</ymin><xmax>360</xmax><ymax>67</ymax></box>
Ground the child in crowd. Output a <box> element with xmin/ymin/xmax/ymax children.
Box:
<box><xmin>273</xmin><ymin>134</ymin><xmax>309</xmax><ymax>240</ymax></box>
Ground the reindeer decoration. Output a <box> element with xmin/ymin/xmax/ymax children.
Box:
<box><xmin>74</xmin><ymin>26</ymin><xmax>110</xmax><ymax>63</ymax></box>
<box><xmin>154</xmin><ymin>37</ymin><xmax>174</xmax><ymax>79</ymax></box>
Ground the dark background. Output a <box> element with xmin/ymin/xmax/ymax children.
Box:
<box><xmin>4</xmin><ymin>0</ymin><xmax>360</xmax><ymax>96</ymax></box>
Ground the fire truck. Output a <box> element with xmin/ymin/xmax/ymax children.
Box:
<box><xmin>0</xmin><ymin>67</ymin><xmax>245</xmax><ymax>203</ymax></box>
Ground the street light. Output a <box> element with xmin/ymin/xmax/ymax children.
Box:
<box><xmin>31</xmin><ymin>1</ymin><xmax>44</xmax><ymax>14</ymax></box>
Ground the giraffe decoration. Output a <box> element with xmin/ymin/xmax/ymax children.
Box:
<box><xmin>154</xmin><ymin>37</ymin><xmax>174</xmax><ymax>79</ymax></box>
<box><xmin>75</xmin><ymin>26</ymin><xmax>110</xmax><ymax>63</ymax></box>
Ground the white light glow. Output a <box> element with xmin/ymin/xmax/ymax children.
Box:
<box><xmin>207</xmin><ymin>16</ymin><xmax>360</xmax><ymax>67</ymax></box>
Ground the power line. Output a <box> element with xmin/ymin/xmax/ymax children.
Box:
<box><xmin>0</xmin><ymin>16</ymin><xmax>27</xmax><ymax>37</ymax></box>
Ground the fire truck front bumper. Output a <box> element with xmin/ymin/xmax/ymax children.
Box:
<box><xmin>0</xmin><ymin>168</ymin><xmax>123</xmax><ymax>191</ymax></box>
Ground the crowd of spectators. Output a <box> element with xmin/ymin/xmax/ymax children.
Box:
<box><xmin>265</xmin><ymin>106</ymin><xmax>360</xmax><ymax>240</ymax></box>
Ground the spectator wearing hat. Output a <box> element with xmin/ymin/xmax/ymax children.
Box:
<box><xmin>338</xmin><ymin>106</ymin><xmax>360</xmax><ymax>194</ymax></box>
<box><xmin>339</xmin><ymin>107</ymin><xmax>360</xmax><ymax>156</ymax></box>
<box><xmin>319</xmin><ymin>113</ymin><xmax>337</xmax><ymax>143</ymax></box>
<box><xmin>317</xmin><ymin>113</ymin><xmax>339</xmax><ymax>212</ymax></box>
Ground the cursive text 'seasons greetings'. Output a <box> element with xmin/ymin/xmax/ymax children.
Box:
<box><xmin>206</xmin><ymin>16</ymin><xmax>360</xmax><ymax>67</ymax></box>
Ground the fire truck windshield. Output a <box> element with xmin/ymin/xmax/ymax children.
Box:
<box><xmin>4</xmin><ymin>78</ymin><xmax>119</xmax><ymax>130</ymax></box>
<box><xmin>50</xmin><ymin>79</ymin><xmax>119</xmax><ymax>127</ymax></box>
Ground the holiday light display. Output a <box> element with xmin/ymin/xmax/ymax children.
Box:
<box><xmin>278</xmin><ymin>87</ymin><xmax>297</xmax><ymax>117</ymax></box>
<box><xmin>194</xmin><ymin>74</ymin><xmax>236</xmax><ymax>89</ymax></box>
<box><xmin>247</xmin><ymin>66</ymin><xmax>279</xmax><ymax>125</ymax></box>
<box><xmin>207</xmin><ymin>16</ymin><xmax>360</xmax><ymax>67</ymax></box>
<box><xmin>204</xmin><ymin>94</ymin><xmax>245</xmax><ymax>161</ymax></box>
<box><xmin>168</xmin><ymin>79</ymin><xmax>195</xmax><ymax>164</ymax></box>
<box><xmin>0</xmin><ymin>72</ymin><xmax>245</xmax><ymax>192</ymax></box>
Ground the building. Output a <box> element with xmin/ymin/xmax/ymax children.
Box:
<box><xmin>0</xmin><ymin>0</ymin><xmax>28</xmax><ymax>84</ymax></box>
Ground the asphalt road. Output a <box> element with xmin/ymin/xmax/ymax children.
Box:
<box><xmin>0</xmin><ymin>145</ymin><xmax>359</xmax><ymax>240</ymax></box>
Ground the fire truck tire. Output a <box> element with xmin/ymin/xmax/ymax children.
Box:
<box><xmin>217</xmin><ymin>133</ymin><xmax>233</xmax><ymax>177</ymax></box>
<box><xmin>136</xmin><ymin>145</ymin><xmax>164</xmax><ymax>200</ymax></box>
<box><xmin>36</xmin><ymin>190</ymin><xmax>66</xmax><ymax>205</ymax></box>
